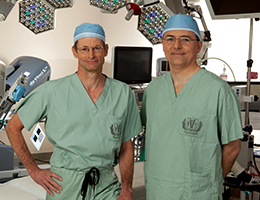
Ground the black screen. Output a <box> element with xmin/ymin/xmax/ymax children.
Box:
<box><xmin>209</xmin><ymin>0</ymin><xmax>260</xmax><ymax>15</ymax></box>
<box><xmin>113</xmin><ymin>47</ymin><xmax>152</xmax><ymax>84</ymax></box>
<box><xmin>161</xmin><ymin>60</ymin><xmax>170</xmax><ymax>72</ymax></box>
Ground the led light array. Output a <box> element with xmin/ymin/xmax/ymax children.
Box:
<box><xmin>19</xmin><ymin>0</ymin><xmax>73</xmax><ymax>34</ymax></box>
<box><xmin>137</xmin><ymin>2</ymin><xmax>173</xmax><ymax>45</ymax></box>
<box><xmin>19</xmin><ymin>0</ymin><xmax>55</xmax><ymax>34</ymax></box>
<box><xmin>90</xmin><ymin>0</ymin><xmax>128</xmax><ymax>13</ymax></box>
<box><xmin>46</xmin><ymin>0</ymin><xmax>73</xmax><ymax>9</ymax></box>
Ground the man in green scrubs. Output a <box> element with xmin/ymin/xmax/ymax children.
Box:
<box><xmin>6</xmin><ymin>23</ymin><xmax>142</xmax><ymax>200</ymax></box>
<box><xmin>140</xmin><ymin>14</ymin><xmax>243</xmax><ymax>200</ymax></box>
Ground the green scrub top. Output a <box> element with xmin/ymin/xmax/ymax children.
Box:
<box><xmin>140</xmin><ymin>69</ymin><xmax>243</xmax><ymax>200</ymax></box>
<box><xmin>17</xmin><ymin>73</ymin><xmax>142</xmax><ymax>172</ymax></box>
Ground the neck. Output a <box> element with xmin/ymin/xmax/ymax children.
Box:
<box><xmin>77</xmin><ymin>71</ymin><xmax>106</xmax><ymax>104</ymax></box>
<box><xmin>77</xmin><ymin>70</ymin><xmax>105</xmax><ymax>92</ymax></box>
<box><xmin>75</xmin><ymin>65</ymin><xmax>107</xmax><ymax>104</ymax></box>
<box><xmin>171</xmin><ymin>63</ymin><xmax>200</xmax><ymax>80</ymax></box>
<box><xmin>170</xmin><ymin>63</ymin><xmax>201</xmax><ymax>94</ymax></box>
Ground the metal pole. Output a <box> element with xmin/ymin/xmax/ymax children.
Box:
<box><xmin>245</xmin><ymin>18</ymin><xmax>254</xmax><ymax>126</ymax></box>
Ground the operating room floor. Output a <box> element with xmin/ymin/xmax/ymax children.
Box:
<box><xmin>115</xmin><ymin>162</ymin><xmax>146</xmax><ymax>200</ymax></box>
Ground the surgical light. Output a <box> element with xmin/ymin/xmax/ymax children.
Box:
<box><xmin>19</xmin><ymin>0</ymin><xmax>55</xmax><ymax>34</ymax></box>
<box><xmin>89</xmin><ymin>0</ymin><xmax>128</xmax><ymax>13</ymax></box>
<box><xmin>137</xmin><ymin>2</ymin><xmax>173</xmax><ymax>45</ymax></box>
<box><xmin>45</xmin><ymin>0</ymin><xmax>74</xmax><ymax>9</ymax></box>
<box><xmin>0</xmin><ymin>0</ymin><xmax>17</xmax><ymax>21</ymax></box>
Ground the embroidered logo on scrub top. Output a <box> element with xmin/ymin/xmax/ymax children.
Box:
<box><xmin>110</xmin><ymin>123</ymin><xmax>121</xmax><ymax>139</ymax></box>
<box><xmin>182</xmin><ymin>117</ymin><xmax>202</xmax><ymax>135</ymax></box>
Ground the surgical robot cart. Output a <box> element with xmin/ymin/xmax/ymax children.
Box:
<box><xmin>0</xmin><ymin>56</ymin><xmax>51</xmax><ymax>183</ymax></box>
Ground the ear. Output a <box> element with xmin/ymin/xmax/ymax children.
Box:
<box><xmin>197</xmin><ymin>41</ymin><xmax>203</xmax><ymax>54</ymax></box>
<box><xmin>162</xmin><ymin>39</ymin><xmax>164</xmax><ymax>47</ymax></box>
<box><xmin>72</xmin><ymin>46</ymin><xmax>78</xmax><ymax>59</ymax></box>
<box><xmin>162</xmin><ymin>40</ymin><xmax>166</xmax><ymax>54</ymax></box>
<box><xmin>104</xmin><ymin>44</ymin><xmax>109</xmax><ymax>57</ymax></box>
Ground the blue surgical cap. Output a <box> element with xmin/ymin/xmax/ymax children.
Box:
<box><xmin>163</xmin><ymin>14</ymin><xmax>201</xmax><ymax>40</ymax></box>
<box><xmin>74</xmin><ymin>23</ymin><xmax>106</xmax><ymax>43</ymax></box>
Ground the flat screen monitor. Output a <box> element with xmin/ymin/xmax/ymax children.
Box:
<box><xmin>205</xmin><ymin>0</ymin><xmax>260</xmax><ymax>20</ymax></box>
<box><xmin>156</xmin><ymin>57</ymin><xmax>170</xmax><ymax>77</ymax></box>
<box><xmin>111</xmin><ymin>46</ymin><xmax>152</xmax><ymax>85</ymax></box>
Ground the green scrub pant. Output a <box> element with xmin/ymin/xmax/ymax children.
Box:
<box><xmin>46</xmin><ymin>167</ymin><xmax>121</xmax><ymax>200</ymax></box>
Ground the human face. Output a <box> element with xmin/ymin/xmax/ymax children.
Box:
<box><xmin>72</xmin><ymin>37</ymin><xmax>108</xmax><ymax>74</ymax></box>
<box><xmin>162</xmin><ymin>30</ymin><xmax>202</xmax><ymax>70</ymax></box>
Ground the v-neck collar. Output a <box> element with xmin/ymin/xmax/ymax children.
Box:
<box><xmin>167</xmin><ymin>69</ymin><xmax>205</xmax><ymax>98</ymax></box>
<box><xmin>72</xmin><ymin>73</ymin><xmax>108</xmax><ymax>114</ymax></box>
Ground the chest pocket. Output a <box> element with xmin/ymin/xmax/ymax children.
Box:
<box><xmin>106</xmin><ymin>115</ymin><xmax>125</xmax><ymax>142</ymax></box>
<box><xmin>178</xmin><ymin>106</ymin><xmax>212</xmax><ymax>139</ymax></box>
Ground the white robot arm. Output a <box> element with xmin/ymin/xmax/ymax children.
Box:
<box><xmin>0</xmin><ymin>56</ymin><xmax>51</xmax><ymax>129</ymax></box>
<box><xmin>0</xmin><ymin>73</ymin><xmax>29</xmax><ymax>128</ymax></box>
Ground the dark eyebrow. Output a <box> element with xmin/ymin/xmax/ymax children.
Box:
<box><xmin>164</xmin><ymin>35</ymin><xmax>191</xmax><ymax>38</ymax></box>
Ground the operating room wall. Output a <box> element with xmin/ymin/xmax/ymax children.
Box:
<box><xmin>1</xmin><ymin>0</ymin><xmax>260</xmax><ymax>154</ymax></box>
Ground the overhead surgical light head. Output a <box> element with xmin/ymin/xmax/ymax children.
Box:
<box><xmin>45</xmin><ymin>0</ymin><xmax>74</xmax><ymax>9</ymax></box>
<box><xmin>18</xmin><ymin>0</ymin><xmax>74</xmax><ymax>34</ymax></box>
<box><xmin>19</xmin><ymin>0</ymin><xmax>56</xmax><ymax>34</ymax></box>
<box><xmin>137</xmin><ymin>2</ymin><xmax>173</xmax><ymax>45</ymax></box>
<box><xmin>90</xmin><ymin>0</ymin><xmax>127</xmax><ymax>13</ymax></box>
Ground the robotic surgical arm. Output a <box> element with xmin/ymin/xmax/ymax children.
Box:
<box><xmin>0</xmin><ymin>56</ymin><xmax>51</xmax><ymax>129</ymax></box>
<box><xmin>0</xmin><ymin>73</ymin><xmax>29</xmax><ymax>128</ymax></box>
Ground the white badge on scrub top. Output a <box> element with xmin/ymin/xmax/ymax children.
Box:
<box><xmin>30</xmin><ymin>123</ymin><xmax>45</xmax><ymax>151</ymax></box>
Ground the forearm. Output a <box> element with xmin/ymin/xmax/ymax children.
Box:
<box><xmin>9</xmin><ymin>131</ymin><xmax>38</xmax><ymax>174</ymax></box>
<box><xmin>5</xmin><ymin>114</ymin><xmax>38</xmax><ymax>174</ymax></box>
<box><xmin>119</xmin><ymin>140</ymin><xmax>134</xmax><ymax>193</ymax></box>
<box><xmin>222</xmin><ymin>139</ymin><xmax>241</xmax><ymax>178</ymax></box>
<box><xmin>6</xmin><ymin>113</ymin><xmax>62</xmax><ymax>196</ymax></box>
